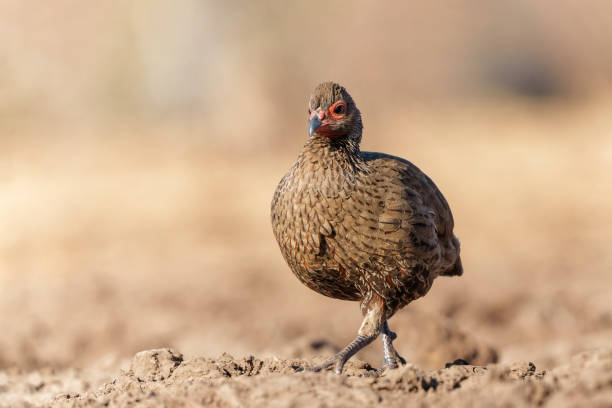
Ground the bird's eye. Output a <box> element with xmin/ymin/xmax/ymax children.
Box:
<box><xmin>329</xmin><ymin>101</ymin><xmax>347</xmax><ymax>119</ymax></box>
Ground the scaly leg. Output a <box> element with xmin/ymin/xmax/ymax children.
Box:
<box><xmin>380</xmin><ymin>320</ymin><xmax>405</xmax><ymax>370</ymax></box>
<box><xmin>295</xmin><ymin>334</ymin><xmax>377</xmax><ymax>374</ymax></box>
<box><xmin>296</xmin><ymin>296</ymin><xmax>385</xmax><ymax>374</ymax></box>
<box><xmin>359</xmin><ymin>320</ymin><xmax>406</xmax><ymax>377</ymax></box>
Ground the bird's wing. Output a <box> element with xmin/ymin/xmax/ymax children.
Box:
<box><xmin>360</xmin><ymin>151</ymin><xmax>455</xmax><ymax>243</ymax></box>
<box><xmin>344</xmin><ymin>152</ymin><xmax>456</xmax><ymax>304</ymax></box>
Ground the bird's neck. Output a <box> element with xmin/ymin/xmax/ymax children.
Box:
<box><xmin>299</xmin><ymin>135</ymin><xmax>365</xmax><ymax>173</ymax></box>
<box><xmin>291</xmin><ymin>136</ymin><xmax>368</xmax><ymax>200</ymax></box>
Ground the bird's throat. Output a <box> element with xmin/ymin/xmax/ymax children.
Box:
<box><xmin>314</xmin><ymin>124</ymin><xmax>347</xmax><ymax>139</ymax></box>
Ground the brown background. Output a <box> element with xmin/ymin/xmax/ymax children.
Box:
<box><xmin>1</xmin><ymin>1</ymin><xmax>611</xmax><ymax>405</ymax></box>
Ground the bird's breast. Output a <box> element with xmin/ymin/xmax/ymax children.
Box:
<box><xmin>272</xmin><ymin>171</ymin><xmax>363</xmax><ymax>300</ymax></box>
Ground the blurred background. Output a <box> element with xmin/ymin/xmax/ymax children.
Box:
<box><xmin>1</xmin><ymin>0</ymin><xmax>611</xmax><ymax>375</ymax></box>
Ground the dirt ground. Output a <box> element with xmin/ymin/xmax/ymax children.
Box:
<box><xmin>1</xmin><ymin>101</ymin><xmax>612</xmax><ymax>407</ymax></box>
<box><xmin>23</xmin><ymin>347</ymin><xmax>612</xmax><ymax>407</ymax></box>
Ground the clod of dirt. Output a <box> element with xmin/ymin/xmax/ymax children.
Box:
<box><xmin>130</xmin><ymin>348</ymin><xmax>183</xmax><ymax>382</ymax></box>
<box><xmin>445</xmin><ymin>358</ymin><xmax>470</xmax><ymax>368</ymax></box>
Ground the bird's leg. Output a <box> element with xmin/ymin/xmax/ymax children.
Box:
<box><xmin>296</xmin><ymin>296</ymin><xmax>384</xmax><ymax>374</ymax></box>
<box><xmin>380</xmin><ymin>320</ymin><xmax>405</xmax><ymax>371</ymax></box>
<box><xmin>359</xmin><ymin>320</ymin><xmax>406</xmax><ymax>377</ymax></box>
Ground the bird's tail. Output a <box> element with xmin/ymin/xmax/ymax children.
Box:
<box><xmin>442</xmin><ymin>256</ymin><xmax>463</xmax><ymax>276</ymax></box>
<box><xmin>441</xmin><ymin>236</ymin><xmax>462</xmax><ymax>277</ymax></box>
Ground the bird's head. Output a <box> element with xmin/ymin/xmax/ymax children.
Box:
<box><xmin>308</xmin><ymin>82</ymin><xmax>363</xmax><ymax>145</ymax></box>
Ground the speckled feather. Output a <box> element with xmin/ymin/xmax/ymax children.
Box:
<box><xmin>271</xmin><ymin>82</ymin><xmax>461</xmax><ymax>319</ymax></box>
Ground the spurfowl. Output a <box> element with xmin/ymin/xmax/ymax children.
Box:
<box><xmin>271</xmin><ymin>82</ymin><xmax>462</xmax><ymax>374</ymax></box>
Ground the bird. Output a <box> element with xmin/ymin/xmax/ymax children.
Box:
<box><xmin>271</xmin><ymin>82</ymin><xmax>462</xmax><ymax>375</ymax></box>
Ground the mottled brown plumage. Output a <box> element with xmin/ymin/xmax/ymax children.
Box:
<box><xmin>271</xmin><ymin>82</ymin><xmax>462</xmax><ymax>374</ymax></box>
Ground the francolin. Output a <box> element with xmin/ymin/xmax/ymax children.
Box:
<box><xmin>271</xmin><ymin>82</ymin><xmax>462</xmax><ymax>374</ymax></box>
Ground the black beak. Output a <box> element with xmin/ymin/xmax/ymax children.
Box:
<box><xmin>308</xmin><ymin>115</ymin><xmax>322</xmax><ymax>137</ymax></box>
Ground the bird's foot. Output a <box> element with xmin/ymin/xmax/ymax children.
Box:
<box><xmin>294</xmin><ymin>334</ymin><xmax>377</xmax><ymax>375</ymax></box>
<box><xmin>381</xmin><ymin>351</ymin><xmax>406</xmax><ymax>371</ymax></box>
<box><xmin>294</xmin><ymin>357</ymin><xmax>338</xmax><ymax>374</ymax></box>
<box><xmin>359</xmin><ymin>353</ymin><xmax>406</xmax><ymax>377</ymax></box>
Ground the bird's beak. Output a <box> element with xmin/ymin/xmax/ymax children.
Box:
<box><xmin>309</xmin><ymin>114</ymin><xmax>323</xmax><ymax>137</ymax></box>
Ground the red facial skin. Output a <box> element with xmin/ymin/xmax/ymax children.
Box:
<box><xmin>309</xmin><ymin>101</ymin><xmax>347</xmax><ymax>138</ymax></box>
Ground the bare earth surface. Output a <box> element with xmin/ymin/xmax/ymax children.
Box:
<box><xmin>1</xmin><ymin>103</ymin><xmax>612</xmax><ymax>407</ymax></box>
<box><xmin>4</xmin><ymin>347</ymin><xmax>612</xmax><ymax>407</ymax></box>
